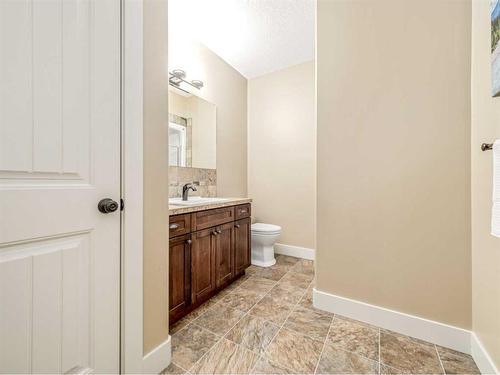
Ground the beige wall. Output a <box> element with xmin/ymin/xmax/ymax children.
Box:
<box><xmin>169</xmin><ymin>41</ymin><xmax>247</xmax><ymax>197</ymax></box>
<box><xmin>471</xmin><ymin>0</ymin><xmax>500</xmax><ymax>367</ymax></box>
<box><xmin>316</xmin><ymin>0</ymin><xmax>472</xmax><ymax>328</ymax></box>
<box><xmin>248</xmin><ymin>61</ymin><xmax>316</xmax><ymax>248</ymax></box>
<box><xmin>143</xmin><ymin>0</ymin><xmax>169</xmax><ymax>354</ymax></box>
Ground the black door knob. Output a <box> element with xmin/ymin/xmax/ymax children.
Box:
<box><xmin>98</xmin><ymin>198</ymin><xmax>119</xmax><ymax>214</ymax></box>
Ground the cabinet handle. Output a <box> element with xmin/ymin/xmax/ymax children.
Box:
<box><xmin>212</xmin><ymin>231</ymin><xmax>218</xmax><ymax>236</ymax></box>
<box><xmin>235</xmin><ymin>224</ymin><xmax>240</xmax><ymax>228</ymax></box>
<box><xmin>186</xmin><ymin>239</ymin><xmax>192</xmax><ymax>245</ymax></box>
<box><xmin>216</xmin><ymin>229</ymin><xmax>222</xmax><ymax>234</ymax></box>
<box><xmin>169</xmin><ymin>223</ymin><xmax>180</xmax><ymax>230</ymax></box>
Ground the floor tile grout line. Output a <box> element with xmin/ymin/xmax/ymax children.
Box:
<box><xmin>315</xmin><ymin>314</ymin><xmax>388</xmax><ymax>373</ymax></box>
<box><xmin>185</xmin><ymin>312</ymin><xmax>251</xmax><ymax>373</ymax></box>
<box><xmin>325</xmin><ymin>337</ymin><xmax>383</xmax><ymax>367</ymax></box>
<box><xmin>170</xmin><ymin>322</ymin><xmax>224</xmax><ymax>371</ymax></box>
<box><xmin>378</xmin><ymin>329</ymin><xmax>461</xmax><ymax>374</ymax></box>
<box><xmin>170</xmin><ymin>361</ymin><xmax>190</xmax><ymax>375</ymax></box>
<box><xmin>312</xmin><ymin>314</ymin><xmax>384</xmax><ymax>368</ymax></box>
<box><xmin>313</xmin><ymin>313</ymin><xmax>336</xmax><ymax>374</ymax></box>
<box><xmin>275</xmin><ymin>297</ymin><xmax>333</xmax><ymax>344</ymax></box>
<box><xmin>435</xmin><ymin>344</ymin><xmax>447</xmax><ymax>375</ymax></box>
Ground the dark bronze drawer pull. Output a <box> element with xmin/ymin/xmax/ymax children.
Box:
<box><xmin>170</xmin><ymin>223</ymin><xmax>180</xmax><ymax>230</ymax></box>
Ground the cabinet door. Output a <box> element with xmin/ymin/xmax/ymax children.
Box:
<box><xmin>169</xmin><ymin>235</ymin><xmax>191</xmax><ymax>321</ymax></box>
<box><xmin>215</xmin><ymin>222</ymin><xmax>234</xmax><ymax>287</ymax></box>
<box><xmin>191</xmin><ymin>227</ymin><xmax>216</xmax><ymax>303</ymax></box>
<box><xmin>234</xmin><ymin>218</ymin><xmax>251</xmax><ymax>275</ymax></box>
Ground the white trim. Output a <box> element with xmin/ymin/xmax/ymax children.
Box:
<box><xmin>121</xmin><ymin>0</ymin><xmax>144</xmax><ymax>373</ymax></box>
<box><xmin>274</xmin><ymin>243</ymin><xmax>315</xmax><ymax>260</ymax></box>
<box><xmin>471</xmin><ymin>332</ymin><xmax>499</xmax><ymax>375</ymax></box>
<box><xmin>313</xmin><ymin>288</ymin><xmax>471</xmax><ymax>354</ymax></box>
<box><xmin>142</xmin><ymin>336</ymin><xmax>172</xmax><ymax>374</ymax></box>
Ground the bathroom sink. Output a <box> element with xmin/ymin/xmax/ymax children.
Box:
<box><xmin>169</xmin><ymin>197</ymin><xmax>230</xmax><ymax>206</ymax></box>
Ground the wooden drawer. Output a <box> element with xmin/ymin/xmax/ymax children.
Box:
<box><xmin>169</xmin><ymin>214</ymin><xmax>191</xmax><ymax>238</ymax></box>
<box><xmin>193</xmin><ymin>206</ymin><xmax>235</xmax><ymax>231</ymax></box>
<box><xmin>235</xmin><ymin>204</ymin><xmax>251</xmax><ymax>220</ymax></box>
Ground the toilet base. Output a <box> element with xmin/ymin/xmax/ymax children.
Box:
<box><xmin>251</xmin><ymin>258</ymin><xmax>276</xmax><ymax>267</ymax></box>
<box><xmin>251</xmin><ymin>244</ymin><xmax>276</xmax><ymax>268</ymax></box>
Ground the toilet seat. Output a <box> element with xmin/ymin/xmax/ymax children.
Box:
<box><xmin>251</xmin><ymin>223</ymin><xmax>282</xmax><ymax>235</ymax></box>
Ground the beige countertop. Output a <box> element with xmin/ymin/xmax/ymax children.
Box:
<box><xmin>169</xmin><ymin>197</ymin><xmax>252</xmax><ymax>215</ymax></box>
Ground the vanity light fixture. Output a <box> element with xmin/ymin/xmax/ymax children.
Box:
<box><xmin>191</xmin><ymin>80</ymin><xmax>204</xmax><ymax>89</ymax></box>
<box><xmin>169</xmin><ymin>69</ymin><xmax>204</xmax><ymax>93</ymax></box>
<box><xmin>172</xmin><ymin>69</ymin><xmax>186</xmax><ymax>79</ymax></box>
<box><xmin>169</xmin><ymin>69</ymin><xmax>185</xmax><ymax>87</ymax></box>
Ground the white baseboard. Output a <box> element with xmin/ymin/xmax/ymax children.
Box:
<box><xmin>471</xmin><ymin>332</ymin><xmax>499</xmax><ymax>374</ymax></box>
<box><xmin>313</xmin><ymin>288</ymin><xmax>471</xmax><ymax>354</ymax></box>
<box><xmin>142</xmin><ymin>335</ymin><xmax>171</xmax><ymax>374</ymax></box>
<box><xmin>274</xmin><ymin>243</ymin><xmax>315</xmax><ymax>260</ymax></box>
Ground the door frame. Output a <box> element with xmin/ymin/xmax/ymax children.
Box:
<box><xmin>121</xmin><ymin>0</ymin><xmax>144</xmax><ymax>373</ymax></box>
<box><xmin>122</xmin><ymin>1</ymin><xmax>171</xmax><ymax>373</ymax></box>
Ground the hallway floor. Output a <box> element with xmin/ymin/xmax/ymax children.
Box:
<box><xmin>164</xmin><ymin>255</ymin><xmax>480</xmax><ymax>374</ymax></box>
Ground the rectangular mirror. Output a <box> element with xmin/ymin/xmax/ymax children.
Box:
<box><xmin>168</xmin><ymin>86</ymin><xmax>216</xmax><ymax>169</ymax></box>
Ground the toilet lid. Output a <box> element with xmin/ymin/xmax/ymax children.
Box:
<box><xmin>251</xmin><ymin>223</ymin><xmax>282</xmax><ymax>233</ymax></box>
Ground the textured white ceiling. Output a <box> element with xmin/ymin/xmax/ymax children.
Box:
<box><xmin>168</xmin><ymin>0</ymin><xmax>315</xmax><ymax>79</ymax></box>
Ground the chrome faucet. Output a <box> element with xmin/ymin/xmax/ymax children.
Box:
<box><xmin>182</xmin><ymin>183</ymin><xmax>197</xmax><ymax>201</ymax></box>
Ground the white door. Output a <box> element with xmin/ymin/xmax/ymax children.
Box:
<box><xmin>0</xmin><ymin>0</ymin><xmax>121</xmax><ymax>373</ymax></box>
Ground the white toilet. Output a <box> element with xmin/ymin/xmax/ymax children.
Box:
<box><xmin>251</xmin><ymin>223</ymin><xmax>282</xmax><ymax>267</ymax></box>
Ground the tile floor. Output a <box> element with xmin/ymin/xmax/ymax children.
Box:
<box><xmin>164</xmin><ymin>255</ymin><xmax>480</xmax><ymax>375</ymax></box>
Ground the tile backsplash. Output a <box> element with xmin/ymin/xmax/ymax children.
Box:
<box><xmin>169</xmin><ymin>166</ymin><xmax>217</xmax><ymax>198</ymax></box>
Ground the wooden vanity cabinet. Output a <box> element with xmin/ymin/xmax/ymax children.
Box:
<box><xmin>169</xmin><ymin>203</ymin><xmax>251</xmax><ymax>324</ymax></box>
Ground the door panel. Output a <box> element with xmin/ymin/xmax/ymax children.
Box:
<box><xmin>0</xmin><ymin>1</ymin><xmax>120</xmax><ymax>373</ymax></box>
<box><xmin>0</xmin><ymin>0</ymin><xmax>32</xmax><ymax>171</ymax></box>
<box><xmin>1</xmin><ymin>0</ymin><xmax>92</xmax><ymax>180</ymax></box>
<box><xmin>169</xmin><ymin>235</ymin><xmax>191</xmax><ymax>320</ymax></box>
<box><xmin>234</xmin><ymin>218</ymin><xmax>251</xmax><ymax>275</ymax></box>
<box><xmin>191</xmin><ymin>228</ymin><xmax>216</xmax><ymax>303</ymax></box>
<box><xmin>215</xmin><ymin>223</ymin><xmax>234</xmax><ymax>287</ymax></box>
